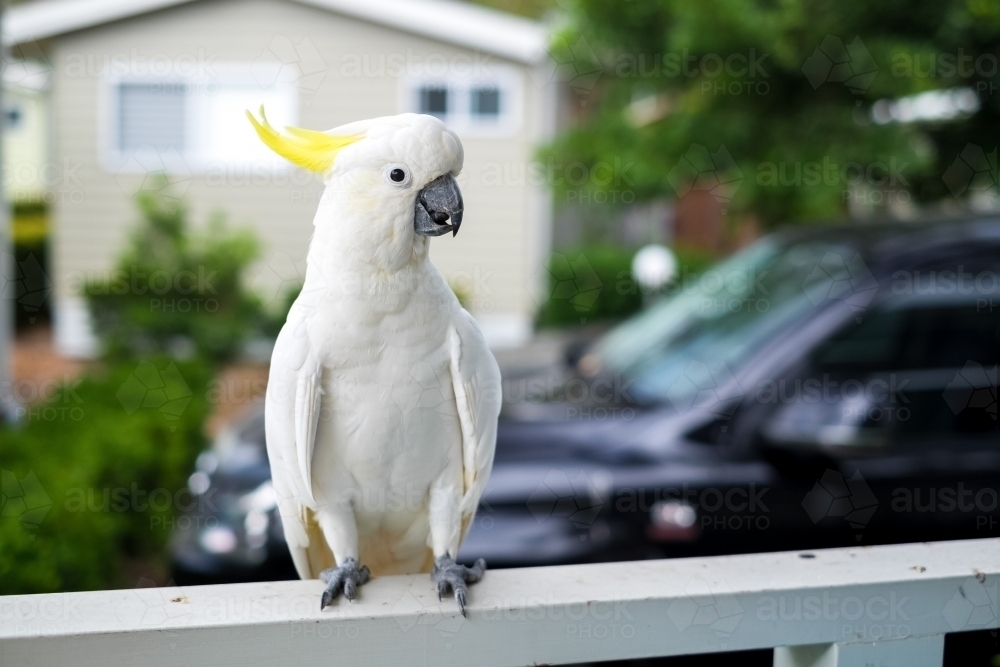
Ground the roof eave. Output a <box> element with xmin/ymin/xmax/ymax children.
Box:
<box><xmin>3</xmin><ymin>0</ymin><xmax>549</xmax><ymax>65</ymax></box>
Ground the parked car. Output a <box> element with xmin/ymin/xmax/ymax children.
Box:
<box><xmin>171</xmin><ymin>216</ymin><xmax>999</xmax><ymax>584</ymax></box>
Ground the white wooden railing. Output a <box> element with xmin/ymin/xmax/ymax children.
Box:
<box><xmin>1</xmin><ymin>539</ymin><xmax>997</xmax><ymax>666</ymax></box>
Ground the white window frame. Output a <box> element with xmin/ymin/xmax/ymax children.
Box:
<box><xmin>399</xmin><ymin>63</ymin><xmax>523</xmax><ymax>138</ymax></box>
<box><xmin>99</xmin><ymin>62</ymin><xmax>298</xmax><ymax>174</ymax></box>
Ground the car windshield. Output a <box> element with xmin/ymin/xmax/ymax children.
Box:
<box><xmin>594</xmin><ymin>236</ymin><xmax>863</xmax><ymax>405</ymax></box>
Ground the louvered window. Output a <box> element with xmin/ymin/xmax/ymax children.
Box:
<box><xmin>118</xmin><ymin>82</ymin><xmax>187</xmax><ymax>151</ymax></box>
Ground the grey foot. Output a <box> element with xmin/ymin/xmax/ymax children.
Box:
<box><xmin>431</xmin><ymin>556</ymin><xmax>486</xmax><ymax>617</ymax></box>
<box><xmin>319</xmin><ymin>558</ymin><xmax>371</xmax><ymax>610</ymax></box>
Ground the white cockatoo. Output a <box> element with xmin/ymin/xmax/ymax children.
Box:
<box><xmin>247</xmin><ymin>109</ymin><xmax>501</xmax><ymax>615</ymax></box>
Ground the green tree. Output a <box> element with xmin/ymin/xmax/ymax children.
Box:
<box><xmin>544</xmin><ymin>0</ymin><xmax>1000</xmax><ymax>228</ymax></box>
<box><xmin>468</xmin><ymin>0</ymin><xmax>557</xmax><ymax>18</ymax></box>
<box><xmin>0</xmin><ymin>361</ymin><xmax>212</xmax><ymax>594</ymax></box>
<box><xmin>84</xmin><ymin>182</ymin><xmax>274</xmax><ymax>362</ymax></box>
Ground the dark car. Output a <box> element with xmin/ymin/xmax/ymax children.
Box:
<box><xmin>171</xmin><ymin>216</ymin><xmax>999</xmax><ymax>584</ymax></box>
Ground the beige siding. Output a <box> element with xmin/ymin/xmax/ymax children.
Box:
<box><xmin>3</xmin><ymin>89</ymin><xmax>49</xmax><ymax>202</ymax></box>
<box><xmin>49</xmin><ymin>0</ymin><xmax>548</xmax><ymax>335</ymax></box>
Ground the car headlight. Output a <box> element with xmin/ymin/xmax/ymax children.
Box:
<box><xmin>199</xmin><ymin>525</ymin><xmax>238</xmax><ymax>554</ymax></box>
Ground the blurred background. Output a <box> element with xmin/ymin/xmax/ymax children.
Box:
<box><xmin>0</xmin><ymin>0</ymin><xmax>997</xmax><ymax>661</ymax></box>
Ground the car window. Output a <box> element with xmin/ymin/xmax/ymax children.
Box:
<box><xmin>595</xmin><ymin>236</ymin><xmax>867</xmax><ymax>406</ymax></box>
<box><xmin>764</xmin><ymin>255</ymin><xmax>999</xmax><ymax>448</ymax></box>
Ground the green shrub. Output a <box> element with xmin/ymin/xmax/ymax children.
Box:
<box><xmin>536</xmin><ymin>244</ymin><xmax>723</xmax><ymax>327</ymax></box>
<box><xmin>84</xmin><ymin>181</ymin><xmax>275</xmax><ymax>363</ymax></box>
<box><xmin>10</xmin><ymin>201</ymin><xmax>52</xmax><ymax>329</ymax></box>
<box><xmin>672</xmin><ymin>245</ymin><xmax>718</xmax><ymax>287</ymax></box>
<box><xmin>0</xmin><ymin>360</ymin><xmax>211</xmax><ymax>594</ymax></box>
<box><xmin>536</xmin><ymin>244</ymin><xmax>643</xmax><ymax>327</ymax></box>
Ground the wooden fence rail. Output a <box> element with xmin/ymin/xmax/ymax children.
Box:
<box><xmin>1</xmin><ymin>539</ymin><xmax>997</xmax><ymax>666</ymax></box>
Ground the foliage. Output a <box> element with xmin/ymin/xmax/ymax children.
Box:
<box><xmin>0</xmin><ymin>360</ymin><xmax>211</xmax><ymax>594</ymax></box>
<box><xmin>84</xmin><ymin>183</ymin><xmax>279</xmax><ymax>363</ymax></box>
<box><xmin>12</xmin><ymin>201</ymin><xmax>48</xmax><ymax>245</ymax></box>
<box><xmin>672</xmin><ymin>245</ymin><xmax>718</xmax><ymax>285</ymax></box>
<box><xmin>536</xmin><ymin>244</ymin><xmax>643</xmax><ymax>326</ymax></box>
<box><xmin>12</xmin><ymin>238</ymin><xmax>50</xmax><ymax>330</ymax></box>
<box><xmin>536</xmin><ymin>243</ymin><xmax>721</xmax><ymax>327</ymax></box>
<box><xmin>468</xmin><ymin>0</ymin><xmax>557</xmax><ymax>18</ymax></box>
<box><xmin>8</xmin><ymin>201</ymin><xmax>52</xmax><ymax>329</ymax></box>
<box><xmin>543</xmin><ymin>0</ymin><xmax>1000</xmax><ymax>227</ymax></box>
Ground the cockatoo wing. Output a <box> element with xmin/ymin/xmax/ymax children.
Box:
<box><xmin>447</xmin><ymin>309</ymin><xmax>502</xmax><ymax>541</ymax></box>
<box><xmin>265</xmin><ymin>296</ymin><xmax>331</xmax><ymax>579</ymax></box>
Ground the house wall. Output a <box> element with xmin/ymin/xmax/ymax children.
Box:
<box><xmin>47</xmin><ymin>0</ymin><xmax>550</xmax><ymax>355</ymax></box>
<box><xmin>3</xmin><ymin>87</ymin><xmax>49</xmax><ymax>203</ymax></box>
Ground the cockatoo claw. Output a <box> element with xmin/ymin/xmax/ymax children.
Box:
<box><xmin>431</xmin><ymin>556</ymin><xmax>487</xmax><ymax>618</ymax></box>
<box><xmin>319</xmin><ymin>558</ymin><xmax>371</xmax><ymax>610</ymax></box>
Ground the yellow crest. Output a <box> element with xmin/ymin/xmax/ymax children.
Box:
<box><xmin>245</xmin><ymin>106</ymin><xmax>362</xmax><ymax>173</ymax></box>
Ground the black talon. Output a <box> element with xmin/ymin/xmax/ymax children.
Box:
<box><xmin>431</xmin><ymin>555</ymin><xmax>488</xmax><ymax>617</ymax></box>
<box><xmin>319</xmin><ymin>558</ymin><xmax>370</xmax><ymax>610</ymax></box>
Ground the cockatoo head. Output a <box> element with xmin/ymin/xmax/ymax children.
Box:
<box><xmin>247</xmin><ymin>110</ymin><xmax>464</xmax><ymax>269</ymax></box>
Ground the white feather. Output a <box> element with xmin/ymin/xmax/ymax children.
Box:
<box><xmin>264</xmin><ymin>114</ymin><xmax>500</xmax><ymax>579</ymax></box>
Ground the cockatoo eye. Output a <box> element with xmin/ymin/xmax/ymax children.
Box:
<box><xmin>383</xmin><ymin>164</ymin><xmax>411</xmax><ymax>187</ymax></box>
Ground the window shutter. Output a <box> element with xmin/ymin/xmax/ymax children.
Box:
<box><xmin>118</xmin><ymin>83</ymin><xmax>187</xmax><ymax>151</ymax></box>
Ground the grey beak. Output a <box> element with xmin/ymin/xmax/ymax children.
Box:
<box><xmin>414</xmin><ymin>174</ymin><xmax>463</xmax><ymax>237</ymax></box>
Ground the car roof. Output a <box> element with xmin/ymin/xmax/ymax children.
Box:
<box><xmin>771</xmin><ymin>214</ymin><xmax>1000</xmax><ymax>269</ymax></box>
